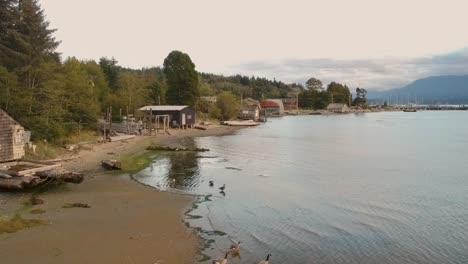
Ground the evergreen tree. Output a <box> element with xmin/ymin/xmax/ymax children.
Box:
<box><xmin>99</xmin><ymin>57</ymin><xmax>120</xmax><ymax>91</ymax></box>
<box><xmin>163</xmin><ymin>50</ymin><xmax>199</xmax><ymax>107</ymax></box>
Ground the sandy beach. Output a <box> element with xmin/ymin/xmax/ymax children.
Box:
<box><xmin>0</xmin><ymin>125</ymin><xmax>240</xmax><ymax>264</ymax></box>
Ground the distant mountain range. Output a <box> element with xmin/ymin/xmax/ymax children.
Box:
<box><xmin>368</xmin><ymin>75</ymin><xmax>468</xmax><ymax>104</ymax></box>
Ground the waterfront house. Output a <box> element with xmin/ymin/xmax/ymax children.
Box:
<box><xmin>261</xmin><ymin>99</ymin><xmax>285</xmax><ymax>116</ymax></box>
<box><xmin>139</xmin><ymin>105</ymin><xmax>196</xmax><ymax>128</ymax></box>
<box><xmin>327</xmin><ymin>103</ymin><xmax>349</xmax><ymax>113</ymax></box>
<box><xmin>239</xmin><ymin>98</ymin><xmax>261</xmax><ymax>121</ymax></box>
<box><xmin>0</xmin><ymin>109</ymin><xmax>26</xmax><ymax>162</ymax></box>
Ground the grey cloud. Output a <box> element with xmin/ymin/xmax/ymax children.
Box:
<box><xmin>230</xmin><ymin>48</ymin><xmax>468</xmax><ymax>91</ymax></box>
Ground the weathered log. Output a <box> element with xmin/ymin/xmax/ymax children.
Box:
<box><xmin>0</xmin><ymin>172</ymin><xmax>12</xmax><ymax>179</ymax></box>
<box><xmin>108</xmin><ymin>135</ymin><xmax>136</xmax><ymax>142</ymax></box>
<box><xmin>194</xmin><ymin>125</ymin><xmax>207</xmax><ymax>130</ymax></box>
<box><xmin>101</xmin><ymin>160</ymin><xmax>122</xmax><ymax>170</ymax></box>
<box><xmin>0</xmin><ymin>176</ymin><xmax>43</xmax><ymax>190</ymax></box>
<box><xmin>146</xmin><ymin>145</ymin><xmax>209</xmax><ymax>152</ymax></box>
<box><xmin>36</xmin><ymin>169</ymin><xmax>84</xmax><ymax>184</ymax></box>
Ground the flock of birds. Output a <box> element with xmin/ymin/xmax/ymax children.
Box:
<box><xmin>212</xmin><ymin>241</ymin><xmax>272</xmax><ymax>264</ymax></box>
<box><xmin>209</xmin><ymin>180</ymin><xmax>226</xmax><ymax>196</ymax></box>
<box><xmin>170</xmin><ymin>180</ymin><xmax>271</xmax><ymax>262</ymax></box>
<box><xmin>207</xmin><ymin>182</ymin><xmax>272</xmax><ymax>263</ymax></box>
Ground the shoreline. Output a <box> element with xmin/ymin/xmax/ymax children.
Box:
<box><xmin>0</xmin><ymin>124</ymin><xmax>241</xmax><ymax>264</ymax></box>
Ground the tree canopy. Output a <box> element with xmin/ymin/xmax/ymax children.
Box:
<box><xmin>305</xmin><ymin>78</ymin><xmax>323</xmax><ymax>91</ymax></box>
<box><xmin>163</xmin><ymin>51</ymin><xmax>199</xmax><ymax>107</ymax></box>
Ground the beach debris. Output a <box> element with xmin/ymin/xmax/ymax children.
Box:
<box><xmin>0</xmin><ymin>172</ymin><xmax>12</xmax><ymax>179</ymax></box>
<box><xmin>209</xmin><ymin>180</ymin><xmax>214</xmax><ymax>187</ymax></box>
<box><xmin>146</xmin><ymin>144</ymin><xmax>209</xmax><ymax>152</ymax></box>
<box><xmin>36</xmin><ymin>169</ymin><xmax>84</xmax><ymax>184</ymax></box>
<box><xmin>0</xmin><ymin>176</ymin><xmax>44</xmax><ymax>190</ymax></box>
<box><xmin>63</xmin><ymin>203</ymin><xmax>91</xmax><ymax>208</ymax></box>
<box><xmin>101</xmin><ymin>159</ymin><xmax>122</xmax><ymax>170</ymax></box>
<box><xmin>30</xmin><ymin>196</ymin><xmax>44</xmax><ymax>205</ymax></box>
<box><xmin>225</xmin><ymin>167</ymin><xmax>241</xmax><ymax>171</ymax></box>
<box><xmin>0</xmin><ymin>161</ymin><xmax>83</xmax><ymax>190</ymax></box>
<box><xmin>30</xmin><ymin>208</ymin><xmax>46</xmax><ymax>214</ymax></box>
<box><xmin>194</xmin><ymin>125</ymin><xmax>208</xmax><ymax>130</ymax></box>
<box><xmin>212</xmin><ymin>252</ymin><xmax>229</xmax><ymax>264</ymax></box>
<box><xmin>219</xmin><ymin>184</ymin><xmax>226</xmax><ymax>191</ymax></box>
<box><xmin>259</xmin><ymin>253</ymin><xmax>272</xmax><ymax>264</ymax></box>
<box><xmin>107</xmin><ymin>134</ymin><xmax>136</xmax><ymax>142</ymax></box>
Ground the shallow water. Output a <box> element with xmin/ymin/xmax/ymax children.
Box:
<box><xmin>134</xmin><ymin>111</ymin><xmax>468</xmax><ymax>264</ymax></box>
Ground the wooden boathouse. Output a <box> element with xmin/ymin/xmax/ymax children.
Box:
<box><xmin>139</xmin><ymin>105</ymin><xmax>196</xmax><ymax>129</ymax></box>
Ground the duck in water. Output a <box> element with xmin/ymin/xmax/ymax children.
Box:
<box><xmin>219</xmin><ymin>184</ymin><xmax>226</xmax><ymax>191</ymax></box>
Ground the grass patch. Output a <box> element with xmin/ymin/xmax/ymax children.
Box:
<box><xmin>0</xmin><ymin>214</ymin><xmax>46</xmax><ymax>234</ymax></box>
<box><xmin>30</xmin><ymin>209</ymin><xmax>46</xmax><ymax>214</ymax></box>
<box><xmin>25</xmin><ymin>141</ymin><xmax>66</xmax><ymax>160</ymax></box>
<box><xmin>120</xmin><ymin>151</ymin><xmax>157</xmax><ymax>173</ymax></box>
<box><xmin>62</xmin><ymin>130</ymin><xmax>98</xmax><ymax>145</ymax></box>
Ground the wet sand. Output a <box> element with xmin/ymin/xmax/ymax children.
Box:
<box><xmin>0</xmin><ymin>125</ymin><xmax>240</xmax><ymax>264</ymax></box>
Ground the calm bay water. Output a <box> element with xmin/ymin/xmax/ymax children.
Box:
<box><xmin>134</xmin><ymin>111</ymin><xmax>468</xmax><ymax>264</ymax></box>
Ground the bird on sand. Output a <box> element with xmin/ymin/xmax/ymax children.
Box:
<box><xmin>209</xmin><ymin>180</ymin><xmax>214</xmax><ymax>187</ymax></box>
<box><xmin>229</xmin><ymin>241</ymin><xmax>241</xmax><ymax>254</ymax></box>
<box><xmin>212</xmin><ymin>252</ymin><xmax>229</xmax><ymax>264</ymax></box>
<box><xmin>219</xmin><ymin>184</ymin><xmax>226</xmax><ymax>191</ymax></box>
<box><xmin>259</xmin><ymin>254</ymin><xmax>271</xmax><ymax>264</ymax></box>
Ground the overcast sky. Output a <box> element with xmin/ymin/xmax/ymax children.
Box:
<box><xmin>40</xmin><ymin>0</ymin><xmax>468</xmax><ymax>90</ymax></box>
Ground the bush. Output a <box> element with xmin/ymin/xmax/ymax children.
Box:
<box><xmin>216</xmin><ymin>92</ymin><xmax>239</xmax><ymax>120</ymax></box>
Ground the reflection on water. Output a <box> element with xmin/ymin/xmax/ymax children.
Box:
<box><xmin>134</xmin><ymin>112</ymin><xmax>468</xmax><ymax>264</ymax></box>
<box><xmin>135</xmin><ymin>138</ymin><xmax>201</xmax><ymax>192</ymax></box>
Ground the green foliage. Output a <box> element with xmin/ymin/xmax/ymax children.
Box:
<box><xmin>327</xmin><ymin>82</ymin><xmax>351</xmax><ymax>105</ymax></box>
<box><xmin>299</xmin><ymin>89</ymin><xmax>328</xmax><ymax>109</ymax></box>
<box><xmin>163</xmin><ymin>50</ymin><xmax>199</xmax><ymax>107</ymax></box>
<box><xmin>99</xmin><ymin>57</ymin><xmax>120</xmax><ymax>91</ymax></box>
<box><xmin>306</xmin><ymin>78</ymin><xmax>323</xmax><ymax>90</ymax></box>
<box><xmin>353</xmin><ymin>87</ymin><xmax>367</xmax><ymax>107</ymax></box>
<box><xmin>216</xmin><ymin>92</ymin><xmax>239</xmax><ymax>120</ymax></box>
<box><xmin>208</xmin><ymin>104</ymin><xmax>221</xmax><ymax>120</ymax></box>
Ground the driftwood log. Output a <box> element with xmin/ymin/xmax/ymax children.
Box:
<box><xmin>0</xmin><ymin>176</ymin><xmax>44</xmax><ymax>190</ymax></box>
<box><xmin>36</xmin><ymin>169</ymin><xmax>84</xmax><ymax>184</ymax></box>
<box><xmin>146</xmin><ymin>145</ymin><xmax>209</xmax><ymax>152</ymax></box>
<box><xmin>0</xmin><ymin>168</ymin><xmax>84</xmax><ymax>190</ymax></box>
<box><xmin>101</xmin><ymin>160</ymin><xmax>122</xmax><ymax>170</ymax></box>
<box><xmin>194</xmin><ymin>125</ymin><xmax>207</xmax><ymax>130</ymax></box>
<box><xmin>0</xmin><ymin>172</ymin><xmax>12</xmax><ymax>179</ymax></box>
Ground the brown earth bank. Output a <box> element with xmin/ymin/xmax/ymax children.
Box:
<box><xmin>0</xmin><ymin>125</ymin><xmax>240</xmax><ymax>264</ymax></box>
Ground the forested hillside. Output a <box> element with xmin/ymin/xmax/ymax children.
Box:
<box><xmin>0</xmin><ymin>0</ymin><xmax>356</xmax><ymax>143</ymax></box>
<box><xmin>0</xmin><ymin>0</ymin><xmax>305</xmax><ymax>142</ymax></box>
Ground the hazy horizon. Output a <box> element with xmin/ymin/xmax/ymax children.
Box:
<box><xmin>41</xmin><ymin>0</ymin><xmax>468</xmax><ymax>90</ymax></box>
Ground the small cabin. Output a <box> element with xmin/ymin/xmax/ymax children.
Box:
<box><xmin>139</xmin><ymin>105</ymin><xmax>196</xmax><ymax>128</ymax></box>
<box><xmin>0</xmin><ymin>109</ymin><xmax>26</xmax><ymax>162</ymax></box>
<box><xmin>327</xmin><ymin>103</ymin><xmax>349</xmax><ymax>113</ymax></box>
